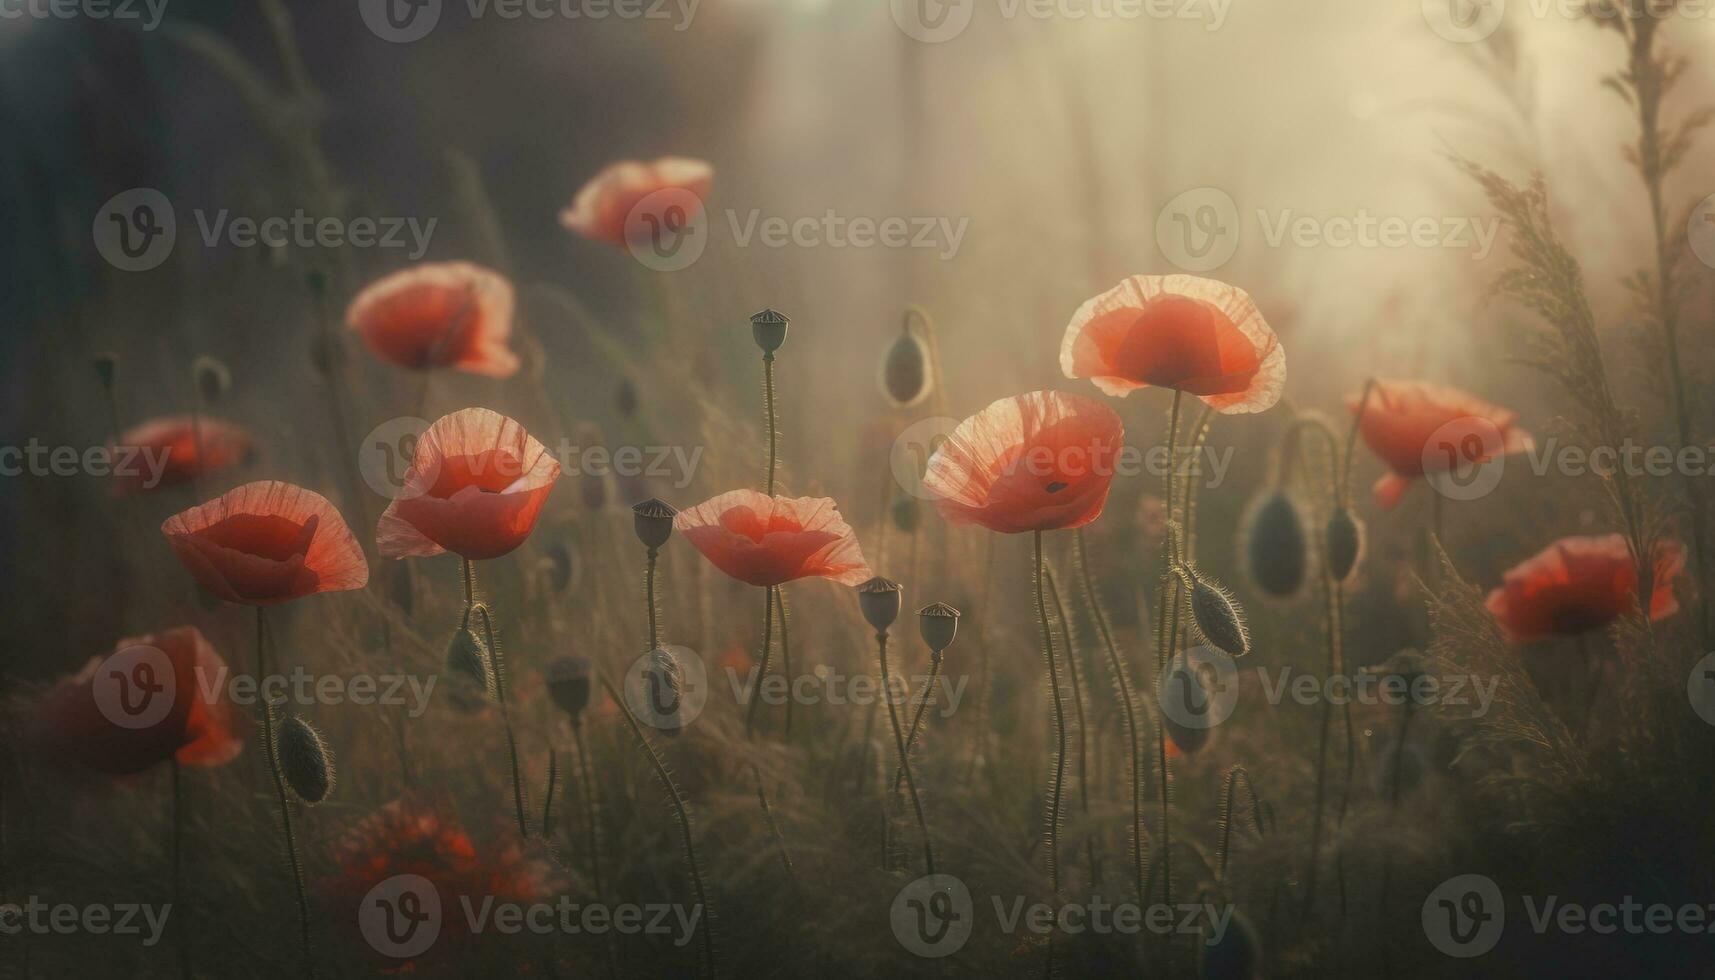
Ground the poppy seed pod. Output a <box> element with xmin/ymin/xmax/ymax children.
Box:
<box><xmin>750</xmin><ymin>308</ymin><xmax>789</xmax><ymax>355</ymax></box>
<box><xmin>1188</xmin><ymin>568</ymin><xmax>1251</xmax><ymax>657</ymax></box>
<box><xmin>193</xmin><ymin>355</ymin><xmax>232</xmax><ymax>406</ymax></box>
<box><xmin>918</xmin><ymin>601</ymin><xmax>961</xmax><ymax>653</ymax></box>
<box><xmin>446</xmin><ymin>626</ymin><xmax>496</xmax><ymax>704</ymax></box>
<box><xmin>545</xmin><ymin>656</ymin><xmax>593</xmax><ymax>721</ymax></box>
<box><xmin>633</xmin><ymin>498</ymin><xmax>678</xmax><ymax>550</ymax></box>
<box><xmin>1326</xmin><ymin>506</ymin><xmax>1365</xmax><ymax>583</ymax></box>
<box><xmin>880</xmin><ymin>329</ymin><xmax>931</xmax><ymax>408</ymax></box>
<box><xmin>276</xmin><ymin>715</ymin><xmax>335</xmax><ymax>805</ymax></box>
<box><xmin>857</xmin><ymin>577</ymin><xmax>904</xmax><ymax>633</ymax></box>
<box><xmin>1243</xmin><ymin>490</ymin><xmax>1309</xmax><ymax>598</ymax></box>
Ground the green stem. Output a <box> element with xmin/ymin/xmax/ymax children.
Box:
<box><xmin>571</xmin><ymin>720</ymin><xmax>619</xmax><ymax>977</ymax></box>
<box><xmin>1149</xmin><ymin>390</ymin><xmax>1183</xmax><ymax>912</ymax></box>
<box><xmin>892</xmin><ymin>655</ymin><xmax>943</xmax><ymax>795</ymax></box>
<box><xmin>464</xmin><ymin>558</ymin><xmax>529</xmax><ymax>837</ymax></box>
<box><xmin>258</xmin><ymin>623</ymin><xmax>313</xmax><ymax>979</ymax></box>
<box><xmin>1075</xmin><ymin>528</ymin><xmax>1147</xmax><ymax>905</ymax></box>
<box><xmin>763</xmin><ymin>353</ymin><xmax>778</xmax><ymax>496</ymax></box>
<box><xmin>775</xmin><ymin>587</ymin><xmax>793</xmax><ymax>739</ymax></box>
<box><xmin>1033</xmin><ymin>530</ymin><xmax>1068</xmax><ymax>894</ymax></box>
<box><xmin>600</xmin><ymin>676</ymin><xmax>715</xmax><ymax>978</ymax></box>
<box><xmin>645</xmin><ymin>546</ymin><xmax>660</xmax><ymax>650</ymax></box>
<box><xmin>1046</xmin><ymin>568</ymin><xmax>1096</xmax><ymax>885</ymax></box>
<box><xmin>878</xmin><ymin>633</ymin><xmax>935</xmax><ymax>876</ymax></box>
<box><xmin>745</xmin><ymin>586</ymin><xmax>775</xmax><ymax>738</ymax></box>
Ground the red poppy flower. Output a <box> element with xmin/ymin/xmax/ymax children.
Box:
<box><xmin>1060</xmin><ymin>275</ymin><xmax>1285</xmax><ymax>414</ymax></box>
<box><xmin>674</xmin><ymin>490</ymin><xmax>871</xmax><ymax>587</ymax></box>
<box><xmin>1485</xmin><ymin>534</ymin><xmax>1684</xmax><ymax>644</ymax></box>
<box><xmin>29</xmin><ymin>626</ymin><xmax>248</xmax><ymax>775</ymax></box>
<box><xmin>110</xmin><ymin>416</ymin><xmax>253</xmax><ymax>494</ymax></box>
<box><xmin>923</xmin><ymin>390</ymin><xmax>1124</xmax><ymax>534</ymax></box>
<box><xmin>163</xmin><ymin>481</ymin><xmax>369</xmax><ymax>605</ymax></box>
<box><xmin>321</xmin><ymin>795</ymin><xmax>560</xmax><ymax>969</ymax></box>
<box><xmin>1347</xmin><ymin>379</ymin><xmax>1533</xmax><ymax>509</ymax></box>
<box><xmin>376</xmin><ymin>408</ymin><xmax>561</xmax><ymax>561</ymax></box>
<box><xmin>346</xmin><ymin>262</ymin><xmax>520</xmax><ymax>378</ymax></box>
<box><xmin>558</xmin><ymin>157</ymin><xmax>714</xmax><ymax>247</ymax></box>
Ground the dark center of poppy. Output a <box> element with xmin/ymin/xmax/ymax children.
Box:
<box><xmin>1046</xmin><ymin>480</ymin><xmax>1068</xmax><ymax>494</ymax></box>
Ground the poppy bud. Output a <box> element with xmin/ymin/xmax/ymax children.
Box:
<box><xmin>1188</xmin><ymin>568</ymin><xmax>1250</xmax><ymax>657</ymax></box>
<box><xmin>1200</xmin><ymin>909</ymin><xmax>1261</xmax><ymax>980</ymax></box>
<box><xmin>880</xmin><ymin>329</ymin><xmax>931</xmax><ymax>408</ymax></box>
<box><xmin>645</xmin><ymin>648</ymin><xmax>686</xmax><ymax>736</ymax></box>
<box><xmin>1242</xmin><ymin>490</ymin><xmax>1308</xmax><ymax>598</ymax></box>
<box><xmin>750</xmin><ymin>308</ymin><xmax>789</xmax><ymax>355</ymax></box>
<box><xmin>857</xmin><ymin>577</ymin><xmax>904</xmax><ymax>633</ymax></box>
<box><xmin>193</xmin><ymin>355</ymin><xmax>232</xmax><ymax>406</ymax></box>
<box><xmin>890</xmin><ymin>491</ymin><xmax>920</xmax><ymax>534</ymax></box>
<box><xmin>918</xmin><ymin>601</ymin><xmax>961</xmax><ymax>653</ymax></box>
<box><xmin>276</xmin><ymin>715</ymin><xmax>335</xmax><ymax>804</ymax></box>
<box><xmin>92</xmin><ymin>352</ymin><xmax>119</xmax><ymax>392</ymax></box>
<box><xmin>632</xmin><ymin>498</ymin><xmax>678</xmax><ymax>550</ymax></box>
<box><xmin>1326</xmin><ymin>506</ymin><xmax>1365</xmax><ymax>583</ymax></box>
<box><xmin>446</xmin><ymin>626</ymin><xmax>496</xmax><ymax>707</ymax></box>
<box><xmin>615</xmin><ymin>377</ymin><xmax>639</xmax><ymax>419</ymax></box>
<box><xmin>545</xmin><ymin>656</ymin><xmax>593</xmax><ymax>721</ymax></box>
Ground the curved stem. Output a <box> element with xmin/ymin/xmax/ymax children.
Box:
<box><xmin>573</xmin><ymin>720</ymin><xmax>620</xmax><ymax>978</ymax></box>
<box><xmin>1341</xmin><ymin>379</ymin><xmax>1378</xmax><ymax>506</ymax></box>
<box><xmin>1034</xmin><ymin>530</ymin><xmax>1068</xmax><ymax>894</ymax></box>
<box><xmin>1149</xmin><ymin>389</ymin><xmax>1183</xmax><ymax>913</ymax></box>
<box><xmin>600</xmin><ymin>675</ymin><xmax>715</xmax><ymax>978</ymax></box>
<box><xmin>878</xmin><ymin>633</ymin><xmax>935</xmax><ymax>875</ymax></box>
<box><xmin>892</xmin><ymin>655</ymin><xmax>944</xmax><ymax>795</ymax></box>
<box><xmin>1045</xmin><ymin>568</ymin><xmax>1096</xmax><ymax>884</ymax></box>
<box><xmin>745</xmin><ymin>585</ymin><xmax>775</xmax><ymax>739</ymax></box>
<box><xmin>1075</xmin><ymin>529</ymin><xmax>1147</xmax><ymax>905</ymax></box>
<box><xmin>258</xmin><ymin>625</ymin><xmax>313</xmax><ymax>979</ymax></box>
<box><xmin>464</xmin><ymin>558</ymin><xmax>529</xmax><ymax>837</ymax></box>
<box><xmin>775</xmin><ymin>587</ymin><xmax>793</xmax><ymax>739</ymax></box>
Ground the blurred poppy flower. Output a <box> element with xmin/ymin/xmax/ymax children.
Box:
<box><xmin>1060</xmin><ymin>275</ymin><xmax>1284</xmax><ymax>414</ymax></box>
<box><xmin>1347</xmin><ymin>379</ymin><xmax>1532</xmax><ymax>509</ymax></box>
<box><xmin>1485</xmin><ymin>533</ymin><xmax>1684</xmax><ymax>643</ymax></box>
<box><xmin>558</xmin><ymin>157</ymin><xmax>713</xmax><ymax>247</ymax></box>
<box><xmin>377</xmin><ymin>408</ymin><xmax>560</xmax><ymax>560</ymax></box>
<box><xmin>163</xmin><ymin>481</ymin><xmax>368</xmax><ymax>604</ymax></box>
<box><xmin>345</xmin><ymin>262</ymin><xmax>520</xmax><ymax>378</ymax></box>
<box><xmin>110</xmin><ymin>416</ymin><xmax>252</xmax><ymax>494</ymax></box>
<box><xmin>923</xmin><ymin>390</ymin><xmax>1124</xmax><ymax>534</ymax></box>
<box><xmin>674</xmin><ymin>489</ymin><xmax>871</xmax><ymax>587</ymax></box>
<box><xmin>29</xmin><ymin>626</ymin><xmax>248</xmax><ymax>774</ymax></box>
<box><xmin>321</xmin><ymin>795</ymin><xmax>559</xmax><ymax>968</ymax></box>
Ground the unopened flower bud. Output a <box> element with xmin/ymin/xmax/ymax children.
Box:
<box><xmin>276</xmin><ymin>715</ymin><xmax>335</xmax><ymax>804</ymax></box>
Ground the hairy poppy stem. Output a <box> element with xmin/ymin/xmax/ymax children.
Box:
<box><xmin>891</xmin><ymin>655</ymin><xmax>943</xmax><ymax>796</ymax></box>
<box><xmin>1045</xmin><ymin>568</ymin><xmax>1097</xmax><ymax>885</ymax></box>
<box><xmin>1033</xmin><ymin>530</ymin><xmax>1068</xmax><ymax>894</ymax></box>
<box><xmin>571</xmin><ymin>719</ymin><xmax>620</xmax><ymax>977</ymax></box>
<box><xmin>542</xmin><ymin>749</ymin><xmax>558</xmax><ymax>838</ymax></box>
<box><xmin>463</xmin><ymin>558</ymin><xmax>530</xmax><ymax>837</ymax></box>
<box><xmin>763</xmin><ymin>352</ymin><xmax>779</xmax><ymax>496</ymax></box>
<box><xmin>877</xmin><ymin>632</ymin><xmax>935</xmax><ymax>876</ymax></box>
<box><xmin>599</xmin><ymin>675</ymin><xmax>715</xmax><ymax>978</ymax></box>
<box><xmin>645</xmin><ymin>546</ymin><xmax>660</xmax><ymax>650</ymax></box>
<box><xmin>259</xmin><ymin>671</ymin><xmax>313</xmax><ymax>978</ymax></box>
<box><xmin>1149</xmin><ymin>389</ymin><xmax>1183</xmax><ymax>914</ymax></box>
<box><xmin>775</xmin><ymin>588</ymin><xmax>793</xmax><ymax>739</ymax></box>
<box><xmin>745</xmin><ymin>586</ymin><xmax>775</xmax><ymax>738</ymax></box>
<box><xmin>1075</xmin><ymin>529</ymin><xmax>1147</xmax><ymax>905</ymax></box>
